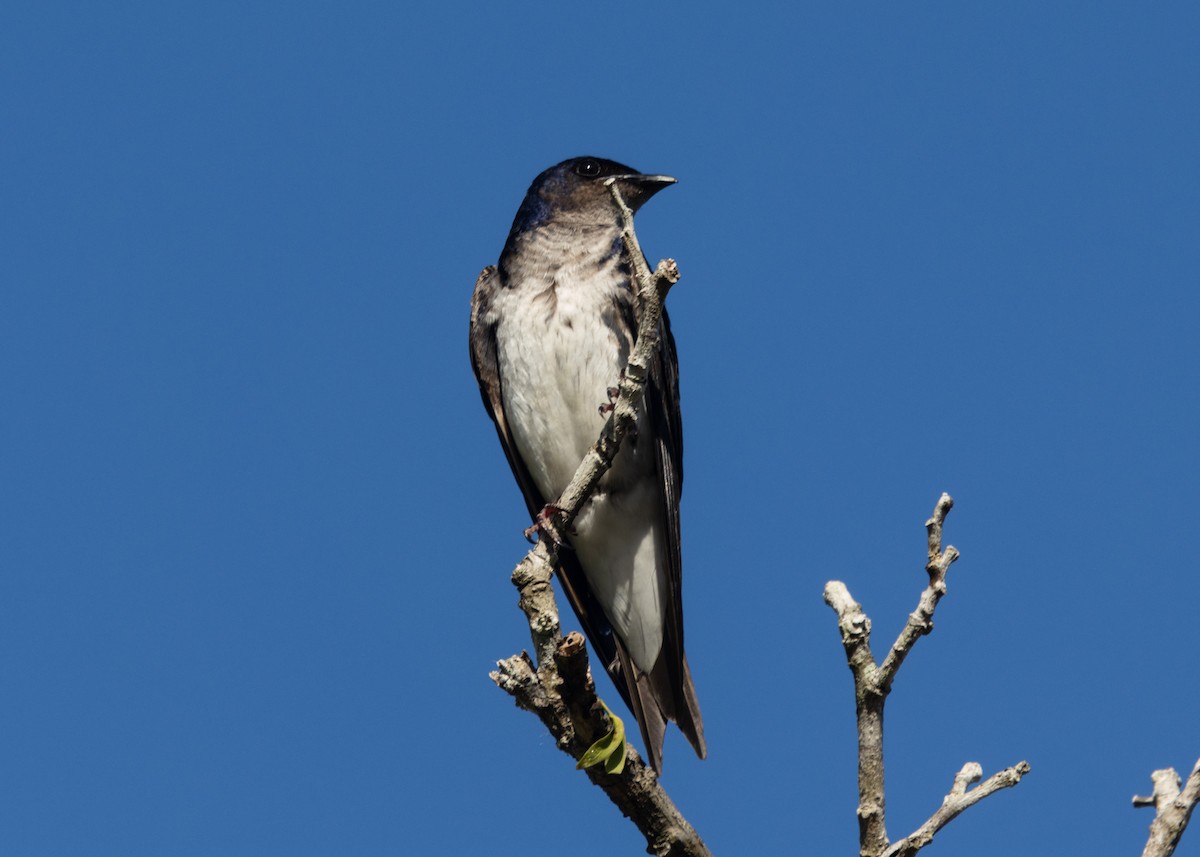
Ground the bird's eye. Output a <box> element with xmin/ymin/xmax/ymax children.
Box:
<box><xmin>574</xmin><ymin>159</ymin><xmax>603</xmax><ymax>178</ymax></box>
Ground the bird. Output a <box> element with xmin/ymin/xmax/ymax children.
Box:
<box><xmin>469</xmin><ymin>156</ymin><xmax>705</xmax><ymax>774</ymax></box>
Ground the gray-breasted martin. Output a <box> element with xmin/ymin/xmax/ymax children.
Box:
<box><xmin>470</xmin><ymin>157</ymin><xmax>704</xmax><ymax>773</ymax></box>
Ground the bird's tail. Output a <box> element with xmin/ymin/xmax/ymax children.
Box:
<box><xmin>675</xmin><ymin>654</ymin><xmax>706</xmax><ymax>760</ymax></box>
<box><xmin>618</xmin><ymin>647</ymin><xmax>706</xmax><ymax>774</ymax></box>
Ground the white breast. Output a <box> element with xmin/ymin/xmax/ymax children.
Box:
<box><xmin>494</xmin><ymin>240</ymin><xmax>630</xmax><ymax>502</ymax></box>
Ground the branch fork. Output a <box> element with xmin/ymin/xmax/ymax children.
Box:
<box><xmin>824</xmin><ymin>493</ymin><xmax>1029</xmax><ymax>857</ymax></box>
<box><xmin>1133</xmin><ymin>759</ymin><xmax>1200</xmax><ymax>857</ymax></box>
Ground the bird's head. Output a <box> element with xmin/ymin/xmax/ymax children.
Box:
<box><xmin>509</xmin><ymin>156</ymin><xmax>676</xmax><ymax>235</ymax></box>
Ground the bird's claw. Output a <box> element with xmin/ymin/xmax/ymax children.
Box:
<box><xmin>524</xmin><ymin>504</ymin><xmax>573</xmax><ymax>547</ymax></box>
<box><xmin>598</xmin><ymin>385</ymin><xmax>622</xmax><ymax>416</ymax></box>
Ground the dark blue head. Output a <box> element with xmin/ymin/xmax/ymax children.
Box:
<box><xmin>505</xmin><ymin>156</ymin><xmax>676</xmax><ymax>239</ymax></box>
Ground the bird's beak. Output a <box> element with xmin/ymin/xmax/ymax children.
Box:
<box><xmin>606</xmin><ymin>174</ymin><xmax>677</xmax><ymax>211</ymax></box>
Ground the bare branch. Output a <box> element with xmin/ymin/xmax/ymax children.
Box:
<box><xmin>488</xmin><ymin>184</ymin><xmax>707</xmax><ymax>857</ymax></box>
<box><xmin>877</xmin><ymin>493</ymin><xmax>959</xmax><ymax>690</ymax></box>
<box><xmin>825</xmin><ymin>495</ymin><xmax>1028</xmax><ymax>857</ymax></box>
<box><xmin>512</xmin><ymin>546</ymin><xmax>564</xmax><ymax>683</ymax></box>
<box><xmin>823</xmin><ymin>580</ymin><xmax>887</xmax><ymax>853</ymax></box>
<box><xmin>1134</xmin><ymin>759</ymin><xmax>1200</xmax><ymax>857</ymax></box>
<box><xmin>883</xmin><ymin>762</ymin><xmax>1031</xmax><ymax>857</ymax></box>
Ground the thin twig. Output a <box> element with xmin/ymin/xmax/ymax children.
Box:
<box><xmin>883</xmin><ymin>762</ymin><xmax>1031</xmax><ymax>857</ymax></box>
<box><xmin>1134</xmin><ymin>759</ymin><xmax>1200</xmax><ymax>857</ymax></box>
<box><xmin>877</xmin><ymin>493</ymin><xmax>959</xmax><ymax>690</ymax></box>
<box><xmin>489</xmin><ymin>184</ymin><xmax>707</xmax><ymax>857</ymax></box>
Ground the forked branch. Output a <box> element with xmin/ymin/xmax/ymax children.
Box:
<box><xmin>1133</xmin><ymin>759</ymin><xmax>1200</xmax><ymax>857</ymax></box>
<box><xmin>824</xmin><ymin>494</ymin><xmax>1029</xmax><ymax>857</ymax></box>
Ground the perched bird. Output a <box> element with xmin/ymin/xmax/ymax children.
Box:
<box><xmin>469</xmin><ymin>156</ymin><xmax>704</xmax><ymax>773</ymax></box>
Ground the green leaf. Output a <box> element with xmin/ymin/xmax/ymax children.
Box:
<box><xmin>575</xmin><ymin>700</ymin><xmax>626</xmax><ymax>775</ymax></box>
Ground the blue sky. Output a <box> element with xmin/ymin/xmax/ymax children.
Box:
<box><xmin>3</xmin><ymin>2</ymin><xmax>1198</xmax><ymax>855</ymax></box>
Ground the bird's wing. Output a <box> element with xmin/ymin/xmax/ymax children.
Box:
<box><xmin>645</xmin><ymin>304</ymin><xmax>706</xmax><ymax>762</ymax></box>
<box><xmin>598</xmin><ymin>280</ymin><xmax>704</xmax><ymax>772</ymax></box>
<box><xmin>469</xmin><ymin>266</ymin><xmax>544</xmax><ymax>513</ymax></box>
<box><xmin>469</xmin><ymin>265</ymin><xmax>630</xmax><ymax>711</ymax></box>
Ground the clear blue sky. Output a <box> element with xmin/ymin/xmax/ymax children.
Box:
<box><xmin>3</xmin><ymin>3</ymin><xmax>1197</xmax><ymax>855</ymax></box>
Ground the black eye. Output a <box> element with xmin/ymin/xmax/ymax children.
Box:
<box><xmin>574</xmin><ymin>159</ymin><xmax>603</xmax><ymax>178</ymax></box>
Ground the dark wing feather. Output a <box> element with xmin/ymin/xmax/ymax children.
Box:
<box><xmin>610</xmin><ymin>273</ymin><xmax>705</xmax><ymax>770</ymax></box>
<box><xmin>646</xmin><ymin>306</ymin><xmax>706</xmax><ymax>761</ymax></box>
<box><xmin>470</xmin><ymin>266</ymin><xmax>543</xmax><ymax>516</ymax></box>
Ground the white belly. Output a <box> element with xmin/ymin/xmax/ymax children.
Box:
<box><xmin>495</xmin><ymin>283</ymin><xmax>623</xmax><ymax>500</ymax></box>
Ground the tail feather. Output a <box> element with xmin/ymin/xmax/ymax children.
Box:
<box><xmin>616</xmin><ymin>645</ymin><xmax>705</xmax><ymax>773</ymax></box>
<box><xmin>675</xmin><ymin>654</ymin><xmax>706</xmax><ymax>760</ymax></box>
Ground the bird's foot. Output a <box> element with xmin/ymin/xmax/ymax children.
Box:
<box><xmin>598</xmin><ymin>385</ymin><xmax>621</xmax><ymax>416</ymax></box>
<box><xmin>524</xmin><ymin>504</ymin><xmax>573</xmax><ymax>546</ymax></box>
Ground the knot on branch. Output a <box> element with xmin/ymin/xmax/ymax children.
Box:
<box><xmin>512</xmin><ymin>551</ymin><xmax>555</xmax><ymax>588</ymax></box>
<box><xmin>843</xmin><ymin>612</ymin><xmax>871</xmax><ymax>639</ymax></box>
<box><xmin>908</xmin><ymin>611</ymin><xmax>934</xmax><ymax>636</ymax></box>
<box><xmin>949</xmin><ymin>763</ymin><xmax>983</xmax><ymax>797</ymax></box>
<box><xmin>857</xmin><ymin>799</ymin><xmax>886</xmax><ymax>821</ymax></box>
<box><xmin>491</xmin><ymin>652</ymin><xmax>537</xmax><ymax>694</ymax></box>
<box><xmin>652</xmin><ymin>258</ymin><xmax>681</xmax><ymax>297</ymax></box>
